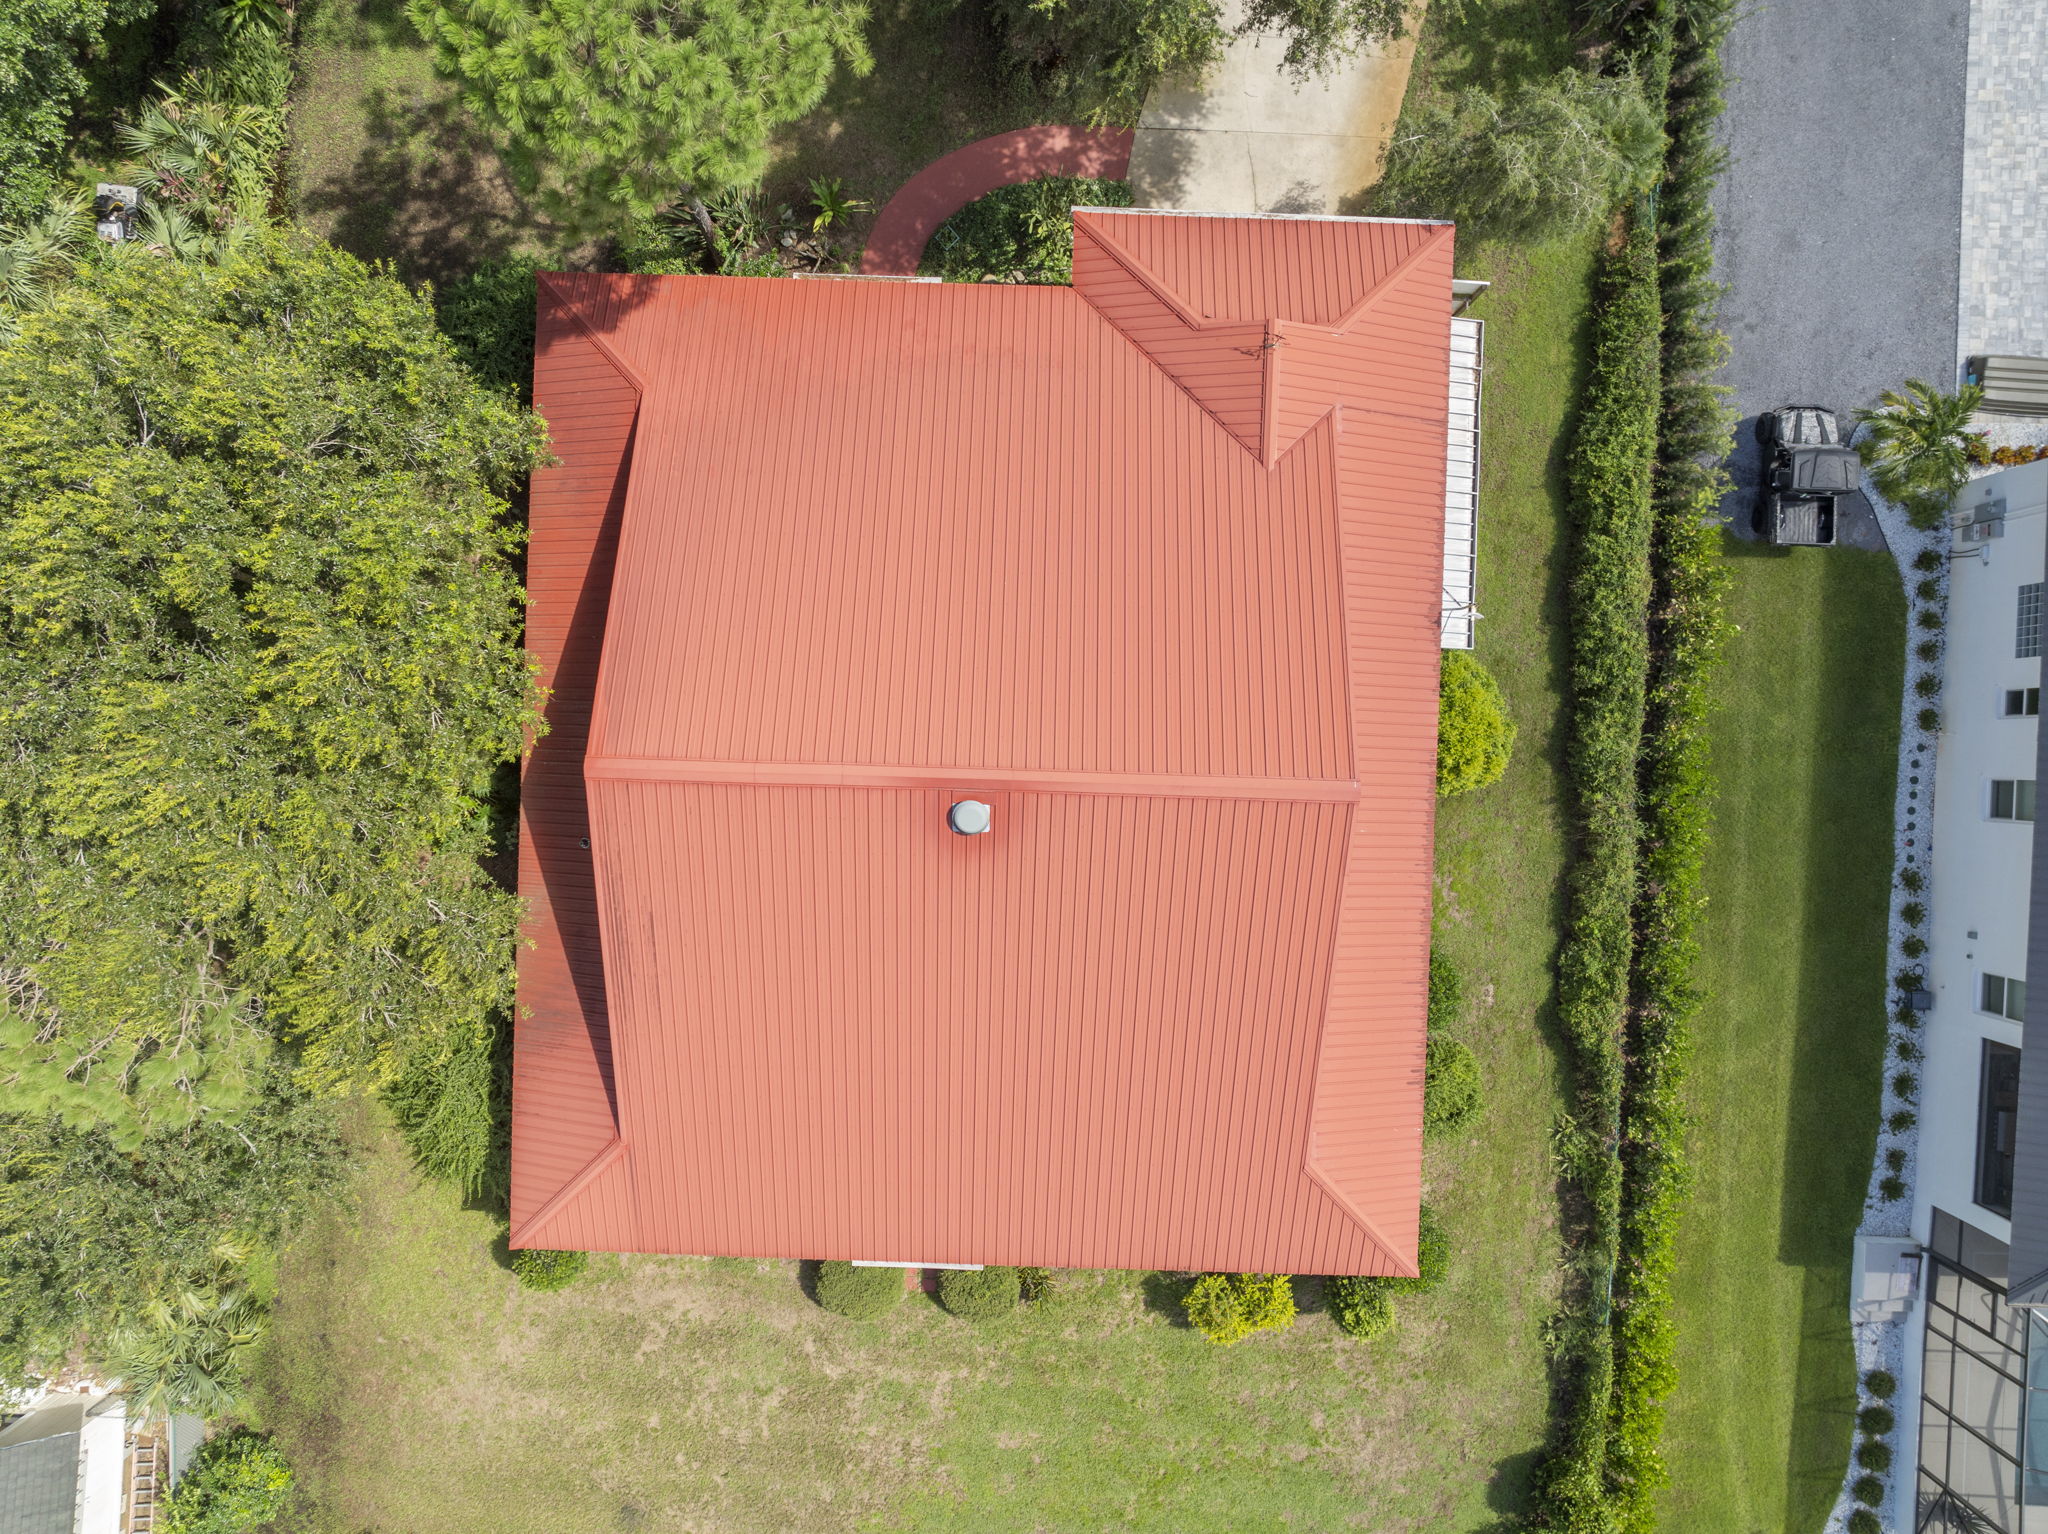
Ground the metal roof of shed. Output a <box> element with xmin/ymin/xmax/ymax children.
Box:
<box><xmin>510</xmin><ymin>208</ymin><xmax>1457</xmax><ymax>1276</ymax></box>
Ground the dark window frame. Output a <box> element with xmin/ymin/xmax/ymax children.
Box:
<box><xmin>1978</xmin><ymin>1041</ymin><xmax>2022</xmax><ymax>1218</ymax></box>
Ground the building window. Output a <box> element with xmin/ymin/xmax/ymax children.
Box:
<box><xmin>2021</xmin><ymin>583</ymin><xmax>2044</xmax><ymax>659</ymax></box>
<box><xmin>1977</xmin><ymin>1042</ymin><xmax>2022</xmax><ymax>1216</ymax></box>
<box><xmin>1983</xmin><ymin>974</ymin><xmax>2030</xmax><ymax>1021</ymax></box>
<box><xmin>2004</xmin><ymin>687</ymin><xmax>2042</xmax><ymax>717</ymax></box>
<box><xmin>1919</xmin><ymin>1209</ymin><xmax>2023</xmax><ymax>1532</ymax></box>
<box><xmin>1991</xmin><ymin>779</ymin><xmax>2038</xmax><ymax>821</ymax></box>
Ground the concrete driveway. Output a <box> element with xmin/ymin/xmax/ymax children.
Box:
<box><xmin>1127</xmin><ymin>0</ymin><xmax>1418</xmax><ymax>214</ymax></box>
<box><xmin>1711</xmin><ymin>0</ymin><xmax>1969</xmax><ymax>547</ymax></box>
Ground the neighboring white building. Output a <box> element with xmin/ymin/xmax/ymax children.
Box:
<box><xmin>1901</xmin><ymin>460</ymin><xmax>2048</xmax><ymax>1533</ymax></box>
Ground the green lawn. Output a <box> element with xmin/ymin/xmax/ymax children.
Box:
<box><xmin>1656</xmin><ymin>543</ymin><xmax>1904</xmax><ymax>1529</ymax></box>
<box><xmin>251</xmin><ymin>4</ymin><xmax>1607</xmax><ymax>1526</ymax></box>
<box><xmin>247</xmin><ymin>222</ymin><xmax>1596</xmax><ymax>1530</ymax></box>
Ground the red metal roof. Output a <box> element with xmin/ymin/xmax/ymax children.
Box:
<box><xmin>512</xmin><ymin>210</ymin><xmax>1454</xmax><ymax>1276</ymax></box>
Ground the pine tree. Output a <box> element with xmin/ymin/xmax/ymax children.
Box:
<box><xmin>407</xmin><ymin>0</ymin><xmax>873</xmax><ymax>232</ymax></box>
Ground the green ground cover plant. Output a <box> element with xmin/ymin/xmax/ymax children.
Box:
<box><xmin>920</xmin><ymin>175</ymin><xmax>1131</xmax><ymax>283</ymax></box>
<box><xmin>512</xmin><ymin>1248</ymin><xmax>588</xmax><ymax>1291</ymax></box>
<box><xmin>158</xmin><ymin>1430</ymin><xmax>295</xmax><ymax>1534</ymax></box>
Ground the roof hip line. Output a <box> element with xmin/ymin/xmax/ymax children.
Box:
<box><xmin>585</xmin><ymin>756</ymin><xmax>1363</xmax><ymax>804</ymax></box>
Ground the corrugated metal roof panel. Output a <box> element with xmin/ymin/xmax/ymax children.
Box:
<box><xmin>514</xmin><ymin>212</ymin><xmax>1457</xmax><ymax>1274</ymax></box>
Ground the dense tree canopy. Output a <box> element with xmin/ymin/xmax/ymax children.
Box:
<box><xmin>406</xmin><ymin>0</ymin><xmax>872</xmax><ymax>232</ymax></box>
<box><xmin>0</xmin><ymin>0</ymin><xmax>158</xmax><ymax>222</ymax></box>
<box><xmin>0</xmin><ymin>1077</ymin><xmax>340</xmax><ymax>1384</ymax></box>
<box><xmin>0</xmin><ymin>235</ymin><xmax>543</xmax><ymax>1145</ymax></box>
<box><xmin>1377</xmin><ymin>70</ymin><xmax>1662</xmax><ymax>240</ymax></box>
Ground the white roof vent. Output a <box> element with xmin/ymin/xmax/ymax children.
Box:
<box><xmin>948</xmin><ymin>800</ymin><xmax>992</xmax><ymax>836</ymax></box>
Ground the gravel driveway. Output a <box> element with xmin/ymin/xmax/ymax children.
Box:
<box><xmin>1711</xmin><ymin>0</ymin><xmax>1970</xmax><ymax>547</ymax></box>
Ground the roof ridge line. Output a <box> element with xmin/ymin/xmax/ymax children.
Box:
<box><xmin>537</xmin><ymin>272</ymin><xmax>652</xmax><ymax>395</ymax></box>
<box><xmin>584</xmin><ymin>756</ymin><xmax>1362</xmax><ymax>804</ymax></box>
<box><xmin>508</xmin><ymin>1136</ymin><xmax>626</xmax><ymax>1250</ymax></box>
<box><xmin>1322</xmin><ymin>224</ymin><xmax>1456</xmax><ymax>335</ymax></box>
<box><xmin>1303</xmin><ymin>1160</ymin><xmax>1418</xmax><ymax>1278</ymax></box>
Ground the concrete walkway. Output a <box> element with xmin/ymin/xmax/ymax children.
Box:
<box><xmin>1128</xmin><ymin>0</ymin><xmax>1420</xmax><ymax>214</ymax></box>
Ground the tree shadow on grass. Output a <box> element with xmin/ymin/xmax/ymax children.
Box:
<box><xmin>1139</xmin><ymin>1271</ymin><xmax>1195</xmax><ymax>1324</ymax></box>
<box><xmin>300</xmin><ymin>81</ymin><xmax>565</xmax><ymax>287</ymax></box>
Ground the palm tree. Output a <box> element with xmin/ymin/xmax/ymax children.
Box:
<box><xmin>1856</xmin><ymin>379</ymin><xmax>1984</xmax><ymax>530</ymax></box>
<box><xmin>118</xmin><ymin>89</ymin><xmax>280</xmax><ymax>238</ymax></box>
<box><xmin>108</xmin><ymin>1283</ymin><xmax>266</xmax><ymax>1424</ymax></box>
<box><xmin>0</xmin><ymin>195</ymin><xmax>92</xmax><ymax>335</ymax></box>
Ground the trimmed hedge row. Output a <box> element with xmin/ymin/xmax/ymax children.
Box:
<box><xmin>1606</xmin><ymin>2</ymin><xmax>1736</xmax><ymax>1525</ymax></box>
<box><xmin>1530</xmin><ymin>202</ymin><xmax>1662</xmax><ymax>1534</ymax></box>
<box><xmin>1529</xmin><ymin>2</ymin><xmax>1736</xmax><ymax>1526</ymax></box>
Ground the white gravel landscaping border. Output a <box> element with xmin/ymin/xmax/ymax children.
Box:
<box><xmin>1820</xmin><ymin>450</ymin><xmax>1953</xmax><ymax>1534</ymax></box>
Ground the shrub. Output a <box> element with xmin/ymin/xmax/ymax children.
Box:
<box><xmin>1915</xmin><ymin>637</ymin><xmax>1941</xmax><ymax>662</ymax></box>
<box><xmin>1852</xmin><ymin>1474</ymin><xmax>1885</xmax><ymax>1506</ymax></box>
<box><xmin>1437</xmin><ymin>650</ymin><xmax>1518</xmax><ymax>795</ymax></box>
<box><xmin>435</xmin><ymin>255</ymin><xmax>545</xmax><ymax>403</ymax></box>
<box><xmin>1916</xmin><ymin>706</ymin><xmax>1941</xmax><ymax>733</ymax></box>
<box><xmin>158</xmin><ymin>1430</ymin><xmax>293</xmax><ymax>1534</ymax></box>
<box><xmin>922</xmin><ymin>177</ymin><xmax>1133</xmax><ymax>285</ymax></box>
<box><xmin>1884</xmin><ymin>1146</ymin><xmax>1907</xmax><ymax>1174</ymax></box>
<box><xmin>1182</xmin><ymin>1272</ymin><xmax>1295</xmax><ymax>1345</ymax></box>
<box><xmin>1913</xmin><ymin>671</ymin><xmax>1940</xmax><ymax>698</ymax></box>
<box><xmin>813</xmin><ymin>1261</ymin><xmax>904</xmax><ymax>1319</ymax></box>
<box><xmin>1428</xmin><ymin>949</ymin><xmax>1465</xmax><ymax>1032</ymax></box>
<box><xmin>1898</xmin><ymin>866</ymin><xmax>1925</xmax><ymax>893</ymax></box>
<box><xmin>1018</xmin><ymin>1266</ymin><xmax>1060</xmax><ymax>1305</ymax></box>
<box><xmin>1424</xmin><ymin>1036</ymin><xmax>1483</xmax><ymax>1137</ymax></box>
<box><xmin>1899</xmin><ymin>901</ymin><xmax>1925</xmax><ymax>926</ymax></box>
<box><xmin>1857</xmin><ymin>1440</ymin><xmax>1893</xmax><ymax>1472</ymax></box>
<box><xmin>938</xmin><ymin>1265</ymin><xmax>1021</xmax><ymax>1321</ymax></box>
<box><xmin>1913</xmin><ymin>547</ymin><xmax>1944</xmax><ymax>572</ymax></box>
<box><xmin>1894</xmin><ymin>968</ymin><xmax>1925</xmax><ymax>991</ymax></box>
<box><xmin>1895</xmin><ymin>1037</ymin><xmax>1922</xmax><ymax>1063</ymax></box>
<box><xmin>1893</xmin><ymin>1072</ymin><xmax>1918</xmax><ymax>1100</ymax></box>
<box><xmin>1878</xmin><ymin>1175</ymin><xmax>1905</xmax><ymax>1202</ymax></box>
<box><xmin>1900</xmin><ymin>935</ymin><xmax>1926</xmax><ymax>958</ymax></box>
<box><xmin>1325</xmin><ymin>1274</ymin><xmax>1394</xmax><ymax>1339</ymax></box>
<box><xmin>1917</xmin><ymin>608</ymin><xmax>1944</xmax><ymax>630</ymax></box>
<box><xmin>1849</xmin><ymin>1512</ymin><xmax>1882</xmax><ymax>1534</ymax></box>
<box><xmin>1915</xmin><ymin>577</ymin><xmax>1941</xmax><ymax>603</ymax></box>
<box><xmin>1859</xmin><ymin>1404</ymin><xmax>1896</xmax><ymax>1435</ymax></box>
<box><xmin>512</xmin><ymin>1247</ymin><xmax>587</xmax><ymax>1291</ymax></box>
<box><xmin>1888</xmin><ymin>1110</ymin><xmax>1917</xmax><ymax>1133</ymax></box>
<box><xmin>1385</xmin><ymin>1203</ymin><xmax>1450</xmax><ymax>1293</ymax></box>
<box><xmin>1866</xmin><ymin>1369</ymin><xmax>1897</xmax><ymax>1398</ymax></box>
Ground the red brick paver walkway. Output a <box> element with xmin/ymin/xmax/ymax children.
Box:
<box><xmin>858</xmin><ymin>126</ymin><xmax>1135</xmax><ymax>276</ymax></box>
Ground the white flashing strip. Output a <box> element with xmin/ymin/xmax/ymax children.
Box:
<box><xmin>1070</xmin><ymin>205</ymin><xmax>1451</xmax><ymax>228</ymax></box>
<box><xmin>76</xmin><ymin>1396</ymin><xmax>126</xmax><ymax>1534</ymax></box>
<box><xmin>1441</xmin><ymin>315</ymin><xmax>1484</xmax><ymax>650</ymax></box>
<box><xmin>849</xmin><ymin>1260</ymin><xmax>983</xmax><ymax>1270</ymax></box>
